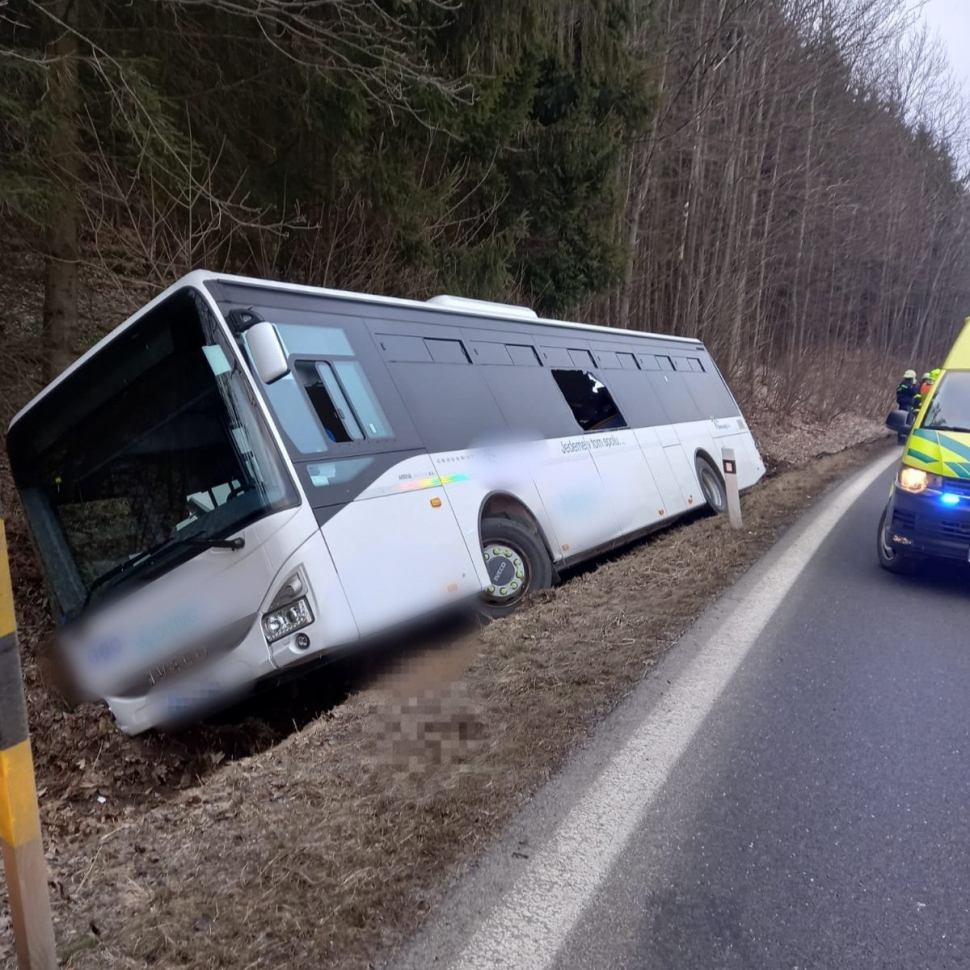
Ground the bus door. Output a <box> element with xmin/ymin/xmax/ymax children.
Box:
<box><xmin>530</xmin><ymin>434</ymin><xmax>620</xmax><ymax>554</ymax></box>
<box><xmin>628</xmin><ymin>428</ymin><xmax>688</xmax><ymax>519</ymax></box>
<box><xmin>638</xmin><ymin>355</ymin><xmax>702</xmax><ymax>510</ymax></box>
<box><xmin>319</xmin><ymin>456</ymin><xmax>482</xmax><ymax>634</ymax></box>
<box><xmin>653</xmin><ymin>425</ymin><xmax>700</xmax><ymax>510</ymax></box>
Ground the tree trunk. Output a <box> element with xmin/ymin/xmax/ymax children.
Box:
<box><xmin>42</xmin><ymin>0</ymin><xmax>80</xmax><ymax>385</ymax></box>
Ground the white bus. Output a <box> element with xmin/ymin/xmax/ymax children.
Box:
<box><xmin>6</xmin><ymin>272</ymin><xmax>764</xmax><ymax>734</ymax></box>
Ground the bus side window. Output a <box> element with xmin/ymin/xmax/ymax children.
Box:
<box><xmin>331</xmin><ymin>360</ymin><xmax>394</xmax><ymax>439</ymax></box>
<box><xmin>296</xmin><ymin>360</ymin><xmax>394</xmax><ymax>443</ymax></box>
<box><xmin>552</xmin><ymin>370</ymin><xmax>627</xmax><ymax>433</ymax></box>
<box><xmin>507</xmin><ymin>344</ymin><xmax>542</xmax><ymax>366</ymax></box>
<box><xmin>568</xmin><ymin>349</ymin><xmax>596</xmax><ymax>370</ymax></box>
<box><xmin>425</xmin><ymin>338</ymin><xmax>471</xmax><ymax>364</ymax></box>
<box><xmin>295</xmin><ymin>362</ymin><xmax>360</xmax><ymax>443</ymax></box>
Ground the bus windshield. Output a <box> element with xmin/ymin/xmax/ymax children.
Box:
<box><xmin>922</xmin><ymin>372</ymin><xmax>970</xmax><ymax>434</ymax></box>
<box><xmin>7</xmin><ymin>288</ymin><xmax>297</xmax><ymax>621</ymax></box>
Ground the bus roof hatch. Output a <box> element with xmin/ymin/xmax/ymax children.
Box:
<box><xmin>426</xmin><ymin>294</ymin><xmax>539</xmax><ymax>321</ymax></box>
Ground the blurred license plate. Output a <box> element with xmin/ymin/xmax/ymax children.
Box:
<box><xmin>148</xmin><ymin>645</ymin><xmax>208</xmax><ymax>685</ymax></box>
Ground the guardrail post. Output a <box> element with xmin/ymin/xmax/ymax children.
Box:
<box><xmin>721</xmin><ymin>448</ymin><xmax>743</xmax><ymax>530</ymax></box>
<box><xmin>0</xmin><ymin>509</ymin><xmax>56</xmax><ymax>970</ymax></box>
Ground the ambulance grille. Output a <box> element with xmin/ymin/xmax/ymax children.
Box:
<box><xmin>891</xmin><ymin>509</ymin><xmax>916</xmax><ymax>531</ymax></box>
<box><xmin>940</xmin><ymin>519</ymin><xmax>970</xmax><ymax>539</ymax></box>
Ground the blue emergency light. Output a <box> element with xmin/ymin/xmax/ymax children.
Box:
<box><xmin>941</xmin><ymin>492</ymin><xmax>960</xmax><ymax>506</ymax></box>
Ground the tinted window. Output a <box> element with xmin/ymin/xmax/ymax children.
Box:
<box><xmin>259</xmin><ymin>373</ymin><xmax>331</xmax><ymax>454</ymax></box>
<box><xmin>594</xmin><ymin>350</ymin><xmax>622</xmax><ymax>370</ymax></box>
<box><xmin>569</xmin><ymin>349</ymin><xmax>597</xmax><ymax>369</ymax></box>
<box><xmin>376</xmin><ymin>334</ymin><xmax>432</xmax><ymax>362</ymax></box>
<box><xmin>274</xmin><ymin>323</ymin><xmax>354</xmax><ymax>357</ymax></box>
<box><xmin>332</xmin><ymin>361</ymin><xmax>394</xmax><ymax>438</ymax></box>
<box><xmin>656</xmin><ymin>355</ymin><xmax>675</xmax><ymax>371</ymax></box>
<box><xmin>468</xmin><ymin>341</ymin><xmax>512</xmax><ymax>365</ymax></box>
<box><xmin>426</xmin><ymin>338</ymin><xmax>471</xmax><ymax>364</ymax></box>
<box><xmin>596</xmin><ymin>369</ymin><xmax>668</xmax><ymax>428</ymax></box>
<box><xmin>552</xmin><ymin>370</ymin><xmax>627</xmax><ymax>432</ymax></box>
<box><xmin>618</xmin><ymin>353</ymin><xmax>640</xmax><ymax>370</ymax></box>
<box><xmin>481</xmin><ymin>368</ymin><xmax>576</xmax><ymax>439</ymax></box>
<box><xmin>389</xmin><ymin>364</ymin><xmax>506</xmax><ymax>452</ymax></box>
<box><xmin>507</xmin><ymin>344</ymin><xmax>542</xmax><ymax>366</ymax></box>
<box><xmin>683</xmin><ymin>354</ymin><xmax>739</xmax><ymax>418</ymax></box>
<box><xmin>539</xmin><ymin>346</ymin><xmax>572</xmax><ymax>367</ymax></box>
<box><xmin>646</xmin><ymin>369</ymin><xmax>702</xmax><ymax>423</ymax></box>
<box><xmin>306</xmin><ymin>457</ymin><xmax>376</xmax><ymax>489</ymax></box>
<box><xmin>637</xmin><ymin>354</ymin><xmax>660</xmax><ymax>371</ymax></box>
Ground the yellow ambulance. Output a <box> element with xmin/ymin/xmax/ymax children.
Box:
<box><xmin>879</xmin><ymin>318</ymin><xmax>970</xmax><ymax>572</ymax></box>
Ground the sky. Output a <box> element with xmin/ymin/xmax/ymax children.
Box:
<box><xmin>922</xmin><ymin>0</ymin><xmax>970</xmax><ymax>101</ymax></box>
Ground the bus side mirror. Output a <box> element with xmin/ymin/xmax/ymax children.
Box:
<box><xmin>886</xmin><ymin>409</ymin><xmax>914</xmax><ymax>434</ymax></box>
<box><xmin>247</xmin><ymin>322</ymin><xmax>289</xmax><ymax>384</ymax></box>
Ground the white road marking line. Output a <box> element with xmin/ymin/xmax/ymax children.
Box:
<box><xmin>450</xmin><ymin>450</ymin><xmax>898</xmax><ymax>970</ymax></box>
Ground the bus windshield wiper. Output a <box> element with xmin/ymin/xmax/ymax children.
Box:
<box><xmin>176</xmin><ymin>536</ymin><xmax>245</xmax><ymax>550</ymax></box>
<box><xmin>79</xmin><ymin>533</ymin><xmax>245</xmax><ymax>614</ymax></box>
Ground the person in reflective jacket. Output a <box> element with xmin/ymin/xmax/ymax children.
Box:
<box><xmin>896</xmin><ymin>369</ymin><xmax>918</xmax><ymax>411</ymax></box>
<box><xmin>914</xmin><ymin>372</ymin><xmax>932</xmax><ymax>412</ymax></box>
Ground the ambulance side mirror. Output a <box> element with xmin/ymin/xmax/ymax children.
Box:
<box><xmin>886</xmin><ymin>409</ymin><xmax>914</xmax><ymax>434</ymax></box>
<box><xmin>246</xmin><ymin>322</ymin><xmax>289</xmax><ymax>384</ymax></box>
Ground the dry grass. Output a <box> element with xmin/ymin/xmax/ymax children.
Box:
<box><xmin>0</xmin><ymin>435</ymin><xmax>894</xmax><ymax>970</ymax></box>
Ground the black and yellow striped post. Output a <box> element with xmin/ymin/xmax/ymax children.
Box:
<box><xmin>0</xmin><ymin>510</ymin><xmax>56</xmax><ymax>969</ymax></box>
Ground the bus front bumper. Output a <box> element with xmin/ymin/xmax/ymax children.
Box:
<box><xmin>102</xmin><ymin>619</ymin><xmax>279</xmax><ymax>735</ymax></box>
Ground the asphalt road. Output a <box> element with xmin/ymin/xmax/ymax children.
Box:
<box><xmin>551</xmin><ymin>458</ymin><xmax>970</xmax><ymax>969</ymax></box>
<box><xmin>393</xmin><ymin>452</ymin><xmax>970</xmax><ymax>970</ymax></box>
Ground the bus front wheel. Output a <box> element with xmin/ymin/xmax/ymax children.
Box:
<box><xmin>478</xmin><ymin>517</ymin><xmax>553</xmax><ymax>620</ymax></box>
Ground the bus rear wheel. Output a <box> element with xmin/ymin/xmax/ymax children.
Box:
<box><xmin>696</xmin><ymin>455</ymin><xmax>727</xmax><ymax>514</ymax></box>
<box><xmin>478</xmin><ymin>517</ymin><xmax>553</xmax><ymax>620</ymax></box>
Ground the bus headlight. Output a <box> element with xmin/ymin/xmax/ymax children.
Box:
<box><xmin>897</xmin><ymin>467</ymin><xmax>943</xmax><ymax>494</ymax></box>
<box><xmin>262</xmin><ymin>598</ymin><xmax>314</xmax><ymax>643</ymax></box>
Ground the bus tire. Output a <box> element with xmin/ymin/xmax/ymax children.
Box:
<box><xmin>877</xmin><ymin>506</ymin><xmax>917</xmax><ymax>574</ymax></box>
<box><xmin>695</xmin><ymin>455</ymin><xmax>727</xmax><ymax>514</ymax></box>
<box><xmin>478</xmin><ymin>517</ymin><xmax>553</xmax><ymax>620</ymax></box>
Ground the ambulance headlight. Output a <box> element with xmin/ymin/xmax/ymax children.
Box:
<box><xmin>262</xmin><ymin>598</ymin><xmax>314</xmax><ymax>643</ymax></box>
<box><xmin>897</xmin><ymin>467</ymin><xmax>943</xmax><ymax>494</ymax></box>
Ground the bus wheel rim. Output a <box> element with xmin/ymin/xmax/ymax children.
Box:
<box><xmin>481</xmin><ymin>542</ymin><xmax>529</xmax><ymax>603</ymax></box>
<box><xmin>700</xmin><ymin>466</ymin><xmax>724</xmax><ymax>509</ymax></box>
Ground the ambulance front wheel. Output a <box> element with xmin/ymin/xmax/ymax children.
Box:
<box><xmin>877</xmin><ymin>506</ymin><xmax>917</xmax><ymax>575</ymax></box>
